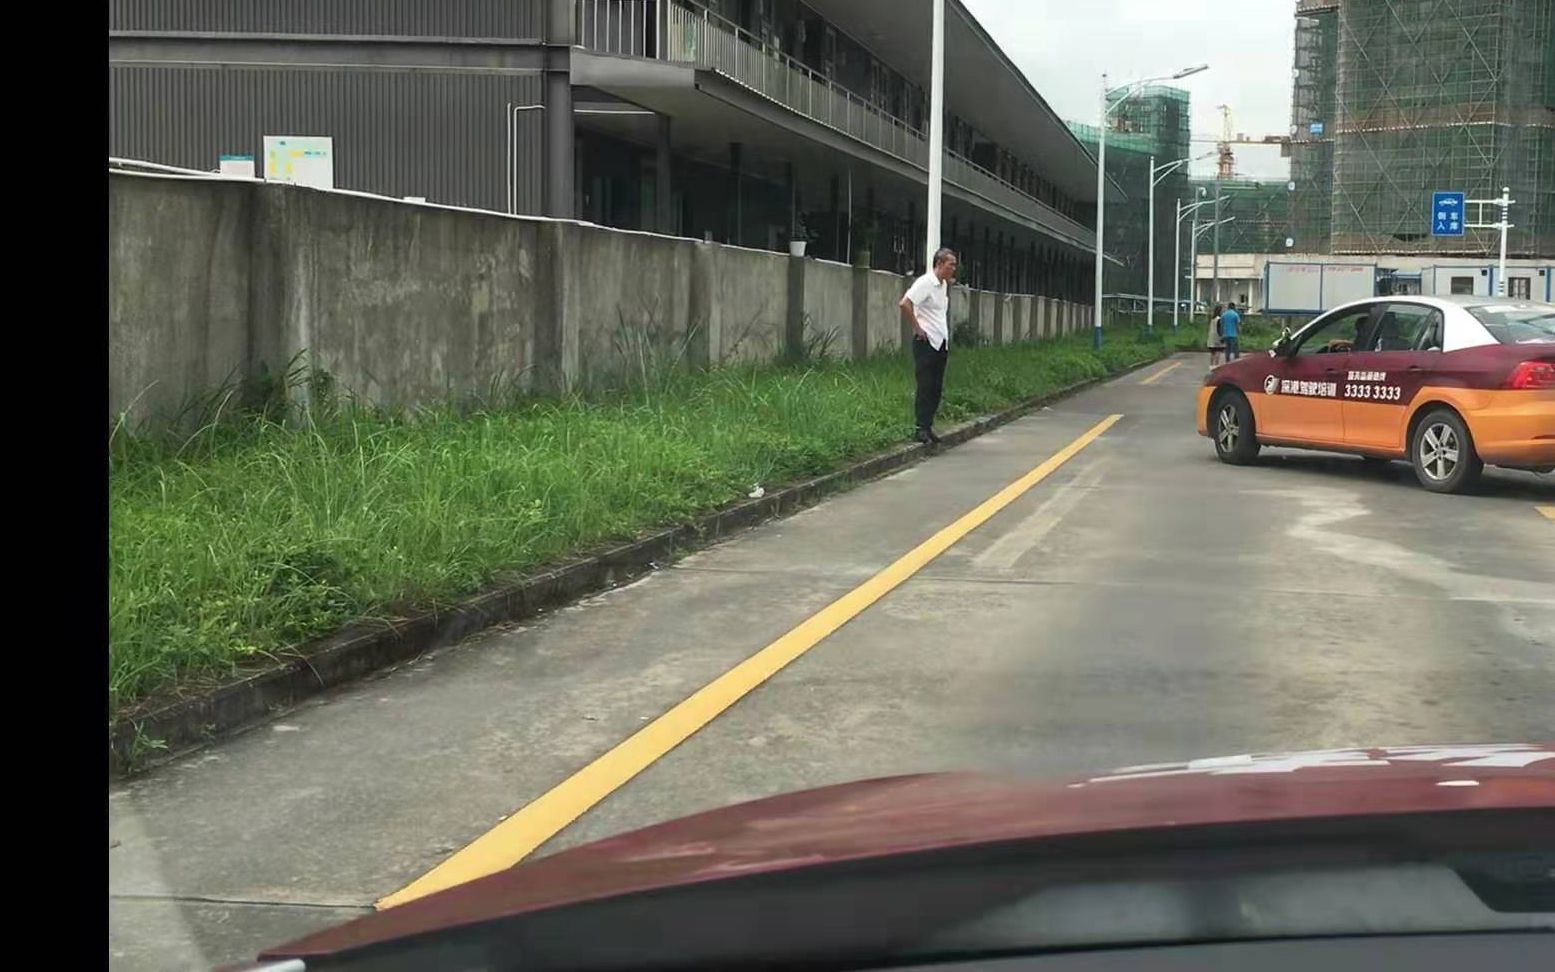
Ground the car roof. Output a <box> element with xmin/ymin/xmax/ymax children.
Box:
<box><xmin>1325</xmin><ymin>294</ymin><xmax>1554</xmax><ymax>316</ymax></box>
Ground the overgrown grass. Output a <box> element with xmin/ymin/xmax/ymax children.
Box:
<box><xmin>109</xmin><ymin>327</ymin><xmax>1168</xmax><ymax>715</ymax></box>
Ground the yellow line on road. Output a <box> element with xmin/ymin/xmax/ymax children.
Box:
<box><xmin>376</xmin><ymin>414</ymin><xmax>1126</xmax><ymax>910</ymax></box>
<box><xmin>1139</xmin><ymin>360</ymin><xmax>1185</xmax><ymax>385</ymax></box>
<box><xmin>1539</xmin><ymin>506</ymin><xmax>1555</xmax><ymax>521</ymax></box>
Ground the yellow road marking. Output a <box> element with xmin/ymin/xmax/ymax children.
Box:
<box><xmin>1539</xmin><ymin>506</ymin><xmax>1555</xmax><ymax>521</ymax></box>
<box><xmin>1139</xmin><ymin>360</ymin><xmax>1185</xmax><ymax>385</ymax></box>
<box><xmin>376</xmin><ymin>414</ymin><xmax>1126</xmax><ymax>910</ymax></box>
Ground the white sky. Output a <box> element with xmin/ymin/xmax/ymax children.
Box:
<box><xmin>961</xmin><ymin>0</ymin><xmax>1296</xmax><ymax>181</ymax></box>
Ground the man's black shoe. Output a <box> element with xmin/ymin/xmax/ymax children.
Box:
<box><xmin>915</xmin><ymin>428</ymin><xmax>935</xmax><ymax>446</ymax></box>
<box><xmin>926</xmin><ymin>428</ymin><xmax>942</xmax><ymax>444</ymax></box>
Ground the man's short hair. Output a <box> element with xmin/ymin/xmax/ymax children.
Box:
<box><xmin>933</xmin><ymin>248</ymin><xmax>958</xmax><ymax>268</ymax></box>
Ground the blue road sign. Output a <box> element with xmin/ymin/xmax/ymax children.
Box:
<box><xmin>1432</xmin><ymin>191</ymin><xmax>1466</xmax><ymax>237</ymax></box>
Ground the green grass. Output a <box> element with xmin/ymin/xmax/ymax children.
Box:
<box><xmin>109</xmin><ymin>327</ymin><xmax>1169</xmax><ymax>716</ymax></box>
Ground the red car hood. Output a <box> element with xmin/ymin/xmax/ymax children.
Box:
<box><xmin>267</xmin><ymin>743</ymin><xmax>1555</xmax><ymax>960</ymax></box>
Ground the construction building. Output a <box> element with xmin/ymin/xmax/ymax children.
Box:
<box><xmin>1068</xmin><ymin>85</ymin><xmax>1193</xmax><ymax>297</ymax></box>
<box><xmin>108</xmin><ymin>0</ymin><xmax>1103</xmax><ymax>297</ymax></box>
<box><xmin>1189</xmin><ymin>178</ymin><xmax>1292</xmax><ymax>256</ymax></box>
<box><xmin>1289</xmin><ymin>0</ymin><xmax>1554</xmax><ymax>258</ymax></box>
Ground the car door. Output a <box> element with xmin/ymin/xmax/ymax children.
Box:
<box><xmin>1256</xmin><ymin>303</ymin><xmax>1377</xmax><ymax>444</ymax></box>
<box><xmin>1341</xmin><ymin>302</ymin><xmax>1444</xmax><ymax>453</ymax></box>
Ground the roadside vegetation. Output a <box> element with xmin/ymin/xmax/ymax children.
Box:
<box><xmin>110</xmin><ymin>326</ymin><xmax>1173</xmax><ymax>715</ymax></box>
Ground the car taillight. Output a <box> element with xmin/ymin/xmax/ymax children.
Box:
<box><xmin>1506</xmin><ymin>361</ymin><xmax>1555</xmax><ymax>390</ymax></box>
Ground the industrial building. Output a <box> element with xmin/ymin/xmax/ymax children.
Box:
<box><xmin>108</xmin><ymin>0</ymin><xmax>1103</xmax><ymax>297</ymax></box>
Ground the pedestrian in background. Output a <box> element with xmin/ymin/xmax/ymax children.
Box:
<box><xmin>1221</xmin><ymin>301</ymin><xmax>1243</xmax><ymax>361</ymax></box>
<box><xmin>1207</xmin><ymin>303</ymin><xmax>1225</xmax><ymax>367</ymax></box>
<box><xmin>900</xmin><ymin>248</ymin><xmax>959</xmax><ymax>446</ymax></box>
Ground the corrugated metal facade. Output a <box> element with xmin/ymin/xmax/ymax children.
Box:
<box><xmin>109</xmin><ymin>0</ymin><xmax>546</xmax><ymax>39</ymax></box>
<box><xmin>109</xmin><ymin>66</ymin><xmax>546</xmax><ymax>215</ymax></box>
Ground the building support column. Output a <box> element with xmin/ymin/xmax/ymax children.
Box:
<box><xmin>728</xmin><ymin>142</ymin><xmax>743</xmax><ymax>245</ymax></box>
<box><xmin>655</xmin><ymin>114</ymin><xmax>673</xmax><ymax>234</ymax></box>
<box><xmin>544</xmin><ymin>0</ymin><xmax>575</xmax><ymax>219</ymax></box>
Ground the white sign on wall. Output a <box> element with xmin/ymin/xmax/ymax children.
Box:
<box><xmin>263</xmin><ymin>136</ymin><xmax>335</xmax><ymax>189</ymax></box>
<box><xmin>218</xmin><ymin>155</ymin><xmax>256</xmax><ymax>178</ymax></box>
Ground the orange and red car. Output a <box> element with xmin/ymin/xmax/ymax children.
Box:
<box><xmin>1197</xmin><ymin>295</ymin><xmax>1555</xmax><ymax>492</ymax></box>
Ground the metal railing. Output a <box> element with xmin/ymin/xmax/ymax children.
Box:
<box><xmin>578</xmin><ymin>0</ymin><xmax>657</xmax><ymax>57</ymax></box>
<box><xmin>578</xmin><ymin>0</ymin><xmax>1089</xmax><ymax>241</ymax></box>
<box><xmin>662</xmin><ymin>0</ymin><xmax>928</xmax><ymax>167</ymax></box>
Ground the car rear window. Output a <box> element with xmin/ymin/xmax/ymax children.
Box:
<box><xmin>1468</xmin><ymin>303</ymin><xmax>1555</xmax><ymax>344</ymax></box>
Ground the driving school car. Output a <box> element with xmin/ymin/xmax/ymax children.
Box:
<box><xmin>1196</xmin><ymin>295</ymin><xmax>1555</xmax><ymax>493</ymax></box>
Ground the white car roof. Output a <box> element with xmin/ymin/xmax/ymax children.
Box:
<box><xmin>1302</xmin><ymin>295</ymin><xmax>1548</xmax><ymax>352</ymax></box>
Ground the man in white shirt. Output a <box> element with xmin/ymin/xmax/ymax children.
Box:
<box><xmin>899</xmin><ymin>248</ymin><xmax>959</xmax><ymax>444</ymax></box>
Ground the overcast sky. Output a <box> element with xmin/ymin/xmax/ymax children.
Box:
<box><xmin>961</xmin><ymin>0</ymin><xmax>1295</xmax><ymax>182</ymax></box>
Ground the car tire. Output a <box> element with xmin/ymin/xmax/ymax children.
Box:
<box><xmin>1211</xmin><ymin>390</ymin><xmax>1261</xmax><ymax>466</ymax></box>
<box><xmin>1410</xmin><ymin>408</ymin><xmax>1483</xmax><ymax>494</ymax></box>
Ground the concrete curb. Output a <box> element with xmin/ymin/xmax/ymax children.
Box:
<box><xmin>109</xmin><ymin>352</ymin><xmax>1172</xmax><ymax>778</ymax></box>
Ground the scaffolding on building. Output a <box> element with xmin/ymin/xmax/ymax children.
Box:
<box><xmin>1290</xmin><ymin>0</ymin><xmax>1554</xmax><ymax>258</ymax></box>
<box><xmin>1191</xmin><ymin>179</ymin><xmax>1292</xmax><ymax>255</ymax></box>
<box><xmin>1068</xmin><ymin>85</ymin><xmax>1193</xmax><ymax>295</ymax></box>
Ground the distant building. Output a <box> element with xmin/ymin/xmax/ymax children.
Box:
<box><xmin>1288</xmin><ymin>0</ymin><xmax>1554</xmax><ymax>258</ymax></box>
<box><xmin>1067</xmin><ymin>85</ymin><xmax>1193</xmax><ymax>297</ymax></box>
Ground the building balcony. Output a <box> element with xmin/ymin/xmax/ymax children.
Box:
<box><xmin>576</xmin><ymin>0</ymin><xmax>1094</xmax><ymax>251</ymax></box>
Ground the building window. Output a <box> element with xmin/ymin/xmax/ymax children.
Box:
<box><xmin>1509</xmin><ymin>277</ymin><xmax>1532</xmax><ymax>299</ymax></box>
<box><xmin>1450</xmin><ymin>276</ymin><xmax>1474</xmax><ymax>295</ymax></box>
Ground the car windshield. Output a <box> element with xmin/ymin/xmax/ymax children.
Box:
<box><xmin>1468</xmin><ymin>303</ymin><xmax>1555</xmax><ymax>344</ymax></box>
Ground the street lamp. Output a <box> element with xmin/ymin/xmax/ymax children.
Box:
<box><xmin>1173</xmin><ymin>195</ymin><xmax>1218</xmax><ymax>332</ymax></box>
<box><xmin>1190</xmin><ymin>216</ymin><xmax>1235</xmax><ymax>322</ymax></box>
<box><xmin>1093</xmin><ymin>63</ymin><xmax>1208</xmax><ymax>350</ymax></box>
<box><xmin>925</xmin><ymin>0</ymin><xmax>945</xmax><ymax>271</ymax></box>
<box><xmin>1148</xmin><ymin>150</ymin><xmax>1215</xmax><ymax>335</ymax></box>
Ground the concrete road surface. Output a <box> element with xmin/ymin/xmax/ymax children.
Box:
<box><xmin>108</xmin><ymin>354</ymin><xmax>1555</xmax><ymax>970</ymax></box>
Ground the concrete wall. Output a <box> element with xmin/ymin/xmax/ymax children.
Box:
<box><xmin>705</xmin><ymin>244</ymin><xmax>789</xmax><ymax>365</ymax></box>
<box><xmin>110</xmin><ymin>172</ymin><xmax>1091</xmax><ymax>425</ymax></box>
<box><xmin>255</xmin><ymin>187</ymin><xmax>543</xmax><ymax>408</ymax></box>
<box><xmin>802</xmin><ymin>260</ymin><xmax>854</xmax><ymax>361</ymax></box>
<box><xmin>865</xmin><ymin>272</ymin><xmax>908</xmax><ymax>355</ymax></box>
<box><xmin>109</xmin><ymin>175</ymin><xmax>253</xmax><ymax>421</ymax></box>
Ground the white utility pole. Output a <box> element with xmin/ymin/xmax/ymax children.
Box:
<box><xmin>1093</xmin><ymin>73</ymin><xmax>1109</xmax><ymax>350</ymax></box>
<box><xmin>1191</xmin><ymin>216</ymin><xmax>1235</xmax><ymax>325</ymax></box>
<box><xmin>1174</xmin><ymin>196</ymin><xmax>1217</xmax><ymax>332</ymax></box>
<box><xmin>1463</xmin><ymin>187</ymin><xmax>1515</xmax><ymax>296</ymax></box>
<box><xmin>1148</xmin><ymin>155</ymin><xmax>1156</xmax><ymax>336</ymax></box>
<box><xmin>1148</xmin><ymin>153</ymin><xmax>1205</xmax><ymax>335</ymax></box>
<box><xmin>925</xmin><ymin>0</ymin><xmax>945</xmax><ymax>271</ymax></box>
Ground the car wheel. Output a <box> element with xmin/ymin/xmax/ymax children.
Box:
<box><xmin>1212</xmin><ymin>390</ymin><xmax>1261</xmax><ymax>466</ymax></box>
<box><xmin>1410</xmin><ymin>409</ymin><xmax>1483</xmax><ymax>494</ymax></box>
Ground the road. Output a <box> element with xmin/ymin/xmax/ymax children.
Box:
<box><xmin>108</xmin><ymin>353</ymin><xmax>1555</xmax><ymax>970</ymax></box>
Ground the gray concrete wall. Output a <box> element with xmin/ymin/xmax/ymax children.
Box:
<box><xmin>803</xmin><ymin>260</ymin><xmax>854</xmax><ymax>360</ymax></box>
<box><xmin>865</xmin><ymin>272</ymin><xmax>908</xmax><ymax>356</ymax></box>
<box><xmin>109</xmin><ymin>175</ymin><xmax>253</xmax><ymax>421</ymax></box>
<box><xmin>707</xmin><ymin>244</ymin><xmax>789</xmax><ymax>364</ymax></box>
<box><xmin>110</xmin><ymin>172</ymin><xmax>1091</xmax><ymax>425</ymax></box>
<box><xmin>566</xmin><ymin>224</ymin><xmax>696</xmax><ymax>387</ymax></box>
<box><xmin>253</xmin><ymin>187</ymin><xmax>542</xmax><ymax>408</ymax></box>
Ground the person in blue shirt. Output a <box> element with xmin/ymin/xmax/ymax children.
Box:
<box><xmin>1220</xmin><ymin>302</ymin><xmax>1243</xmax><ymax>360</ymax></box>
